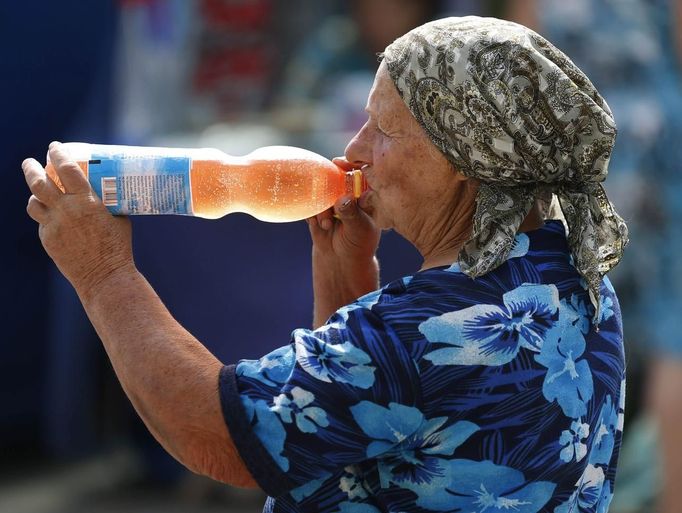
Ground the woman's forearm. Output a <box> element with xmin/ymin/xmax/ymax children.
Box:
<box><xmin>312</xmin><ymin>253</ymin><xmax>379</xmax><ymax>328</ymax></box>
<box><xmin>74</xmin><ymin>265</ymin><xmax>256</xmax><ymax>487</ymax></box>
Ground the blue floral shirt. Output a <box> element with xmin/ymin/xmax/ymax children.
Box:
<box><xmin>219</xmin><ymin>221</ymin><xmax>625</xmax><ymax>513</ymax></box>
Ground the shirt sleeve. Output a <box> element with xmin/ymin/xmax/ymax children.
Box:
<box><xmin>219</xmin><ymin>300</ymin><xmax>422</xmax><ymax>498</ymax></box>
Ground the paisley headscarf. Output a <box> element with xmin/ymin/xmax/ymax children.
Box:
<box><xmin>383</xmin><ymin>16</ymin><xmax>628</xmax><ymax>321</ymax></box>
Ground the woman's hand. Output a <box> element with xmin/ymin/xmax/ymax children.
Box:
<box><xmin>24</xmin><ymin>143</ymin><xmax>258</xmax><ymax>489</ymax></box>
<box><xmin>306</xmin><ymin>157</ymin><xmax>381</xmax><ymax>327</ymax></box>
<box><xmin>22</xmin><ymin>142</ymin><xmax>135</xmax><ymax>298</ymax></box>
<box><xmin>308</xmin><ymin>157</ymin><xmax>380</xmax><ymax>262</ymax></box>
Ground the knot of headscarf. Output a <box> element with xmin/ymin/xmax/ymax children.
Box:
<box><xmin>382</xmin><ymin>16</ymin><xmax>628</xmax><ymax>322</ymax></box>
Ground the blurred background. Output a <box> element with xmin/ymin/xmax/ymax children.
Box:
<box><xmin>1</xmin><ymin>1</ymin><xmax>680</xmax><ymax>512</ymax></box>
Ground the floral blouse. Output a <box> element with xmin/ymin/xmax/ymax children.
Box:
<box><xmin>219</xmin><ymin>221</ymin><xmax>625</xmax><ymax>513</ymax></box>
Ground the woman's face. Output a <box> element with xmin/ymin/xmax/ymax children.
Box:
<box><xmin>345</xmin><ymin>62</ymin><xmax>466</xmax><ymax>234</ymax></box>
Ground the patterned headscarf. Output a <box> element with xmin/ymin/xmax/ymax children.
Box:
<box><xmin>383</xmin><ymin>16</ymin><xmax>628</xmax><ymax>321</ymax></box>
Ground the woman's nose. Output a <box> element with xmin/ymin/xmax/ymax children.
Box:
<box><xmin>344</xmin><ymin>123</ymin><xmax>372</xmax><ymax>169</ymax></box>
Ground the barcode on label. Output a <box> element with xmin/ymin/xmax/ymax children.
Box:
<box><xmin>101</xmin><ymin>177</ymin><xmax>118</xmax><ymax>207</ymax></box>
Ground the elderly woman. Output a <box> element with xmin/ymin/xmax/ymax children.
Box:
<box><xmin>23</xmin><ymin>17</ymin><xmax>627</xmax><ymax>513</ymax></box>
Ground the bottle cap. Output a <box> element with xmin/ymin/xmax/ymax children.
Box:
<box><xmin>348</xmin><ymin>169</ymin><xmax>367</xmax><ymax>198</ymax></box>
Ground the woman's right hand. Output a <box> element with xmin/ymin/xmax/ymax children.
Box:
<box><xmin>306</xmin><ymin>157</ymin><xmax>381</xmax><ymax>327</ymax></box>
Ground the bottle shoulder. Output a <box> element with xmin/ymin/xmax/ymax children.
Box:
<box><xmin>55</xmin><ymin>142</ymin><xmax>231</xmax><ymax>163</ymax></box>
<box><xmin>246</xmin><ymin>145</ymin><xmax>332</xmax><ymax>163</ymax></box>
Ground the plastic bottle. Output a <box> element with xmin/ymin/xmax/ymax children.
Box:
<box><xmin>45</xmin><ymin>143</ymin><xmax>366</xmax><ymax>222</ymax></box>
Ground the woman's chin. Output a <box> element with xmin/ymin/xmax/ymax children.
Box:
<box><xmin>358</xmin><ymin>192</ymin><xmax>378</xmax><ymax>219</ymax></box>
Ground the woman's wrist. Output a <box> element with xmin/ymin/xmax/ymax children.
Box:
<box><xmin>312</xmin><ymin>255</ymin><xmax>379</xmax><ymax>327</ymax></box>
<box><xmin>313</xmin><ymin>251</ymin><xmax>378</xmax><ymax>292</ymax></box>
<box><xmin>73</xmin><ymin>259</ymin><xmax>139</xmax><ymax>306</ymax></box>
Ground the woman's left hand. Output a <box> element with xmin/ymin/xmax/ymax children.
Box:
<box><xmin>22</xmin><ymin>142</ymin><xmax>135</xmax><ymax>296</ymax></box>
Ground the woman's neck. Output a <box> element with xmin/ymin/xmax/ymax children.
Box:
<box><xmin>419</xmin><ymin>200</ymin><xmax>545</xmax><ymax>271</ymax></box>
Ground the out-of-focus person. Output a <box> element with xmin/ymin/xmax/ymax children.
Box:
<box><xmin>506</xmin><ymin>1</ymin><xmax>682</xmax><ymax>512</ymax></box>
<box><xmin>272</xmin><ymin>0</ymin><xmax>443</xmax><ymax>144</ymax></box>
<box><xmin>271</xmin><ymin>0</ymin><xmax>492</xmax><ymax>157</ymax></box>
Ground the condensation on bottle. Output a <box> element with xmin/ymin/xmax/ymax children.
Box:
<box><xmin>45</xmin><ymin>143</ymin><xmax>366</xmax><ymax>222</ymax></box>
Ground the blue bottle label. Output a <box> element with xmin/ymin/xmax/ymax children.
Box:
<box><xmin>88</xmin><ymin>155</ymin><xmax>193</xmax><ymax>215</ymax></box>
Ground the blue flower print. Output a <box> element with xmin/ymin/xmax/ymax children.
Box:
<box><xmin>596</xmin><ymin>479</ymin><xmax>613</xmax><ymax>513</ymax></box>
<box><xmin>536</xmin><ymin>304</ymin><xmax>594</xmax><ymax>418</ymax></box>
<box><xmin>445</xmin><ymin>261</ymin><xmax>461</xmax><ymax>273</ymax></box>
<box><xmin>339</xmin><ymin>466</ymin><xmax>369</xmax><ymax>500</ymax></box>
<box><xmin>576</xmin><ymin>465</ymin><xmax>605</xmax><ymax>511</ymax></box>
<box><xmin>241</xmin><ymin>395</ymin><xmax>289</xmax><ymax>471</ymax></box>
<box><xmin>335</xmin><ymin>289</ymin><xmax>382</xmax><ymax>322</ymax></box>
<box><xmin>618</xmin><ymin>378</ymin><xmax>626</xmax><ymax>431</ymax></box>
<box><xmin>272</xmin><ymin>387</ymin><xmax>329</xmax><ymax>433</ymax></box>
<box><xmin>559</xmin><ymin>420</ymin><xmax>590</xmax><ymax>463</ymax></box>
<box><xmin>576</xmin><ymin>272</ymin><xmax>588</xmax><ymax>290</ymax></box>
<box><xmin>377</xmin><ymin>417</ymin><xmax>479</xmax><ymax>491</ymax></box>
<box><xmin>508</xmin><ymin>233</ymin><xmax>530</xmax><ymax>259</ymax></box>
<box><xmin>562</xmin><ymin>294</ymin><xmax>593</xmax><ymax>335</ymax></box>
<box><xmin>290</xmin><ymin>472</ymin><xmax>332</xmax><ymax>501</ymax></box>
<box><xmin>554</xmin><ymin>464</ymin><xmax>605</xmax><ymax>513</ymax></box>
<box><xmin>294</xmin><ymin>332</ymin><xmax>376</xmax><ymax>389</ymax></box>
<box><xmin>332</xmin><ymin>502</ymin><xmax>381</xmax><ymax>513</ymax></box>
<box><xmin>420</xmin><ymin>284</ymin><xmax>560</xmax><ymax>366</ymax></box>
<box><xmin>416</xmin><ymin>459</ymin><xmax>556</xmax><ymax>512</ymax></box>
<box><xmin>237</xmin><ymin>345</ymin><xmax>294</xmax><ymax>387</ymax></box>
<box><xmin>599</xmin><ymin>294</ymin><xmax>615</xmax><ymax>324</ymax></box>
<box><xmin>589</xmin><ymin>395</ymin><xmax>618</xmax><ymax>465</ymax></box>
<box><xmin>350</xmin><ymin>401</ymin><xmax>425</xmax><ymax>458</ymax></box>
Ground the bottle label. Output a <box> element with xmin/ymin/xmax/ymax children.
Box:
<box><xmin>88</xmin><ymin>155</ymin><xmax>193</xmax><ymax>215</ymax></box>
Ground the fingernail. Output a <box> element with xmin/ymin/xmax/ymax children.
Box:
<box><xmin>49</xmin><ymin>141</ymin><xmax>61</xmax><ymax>149</ymax></box>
